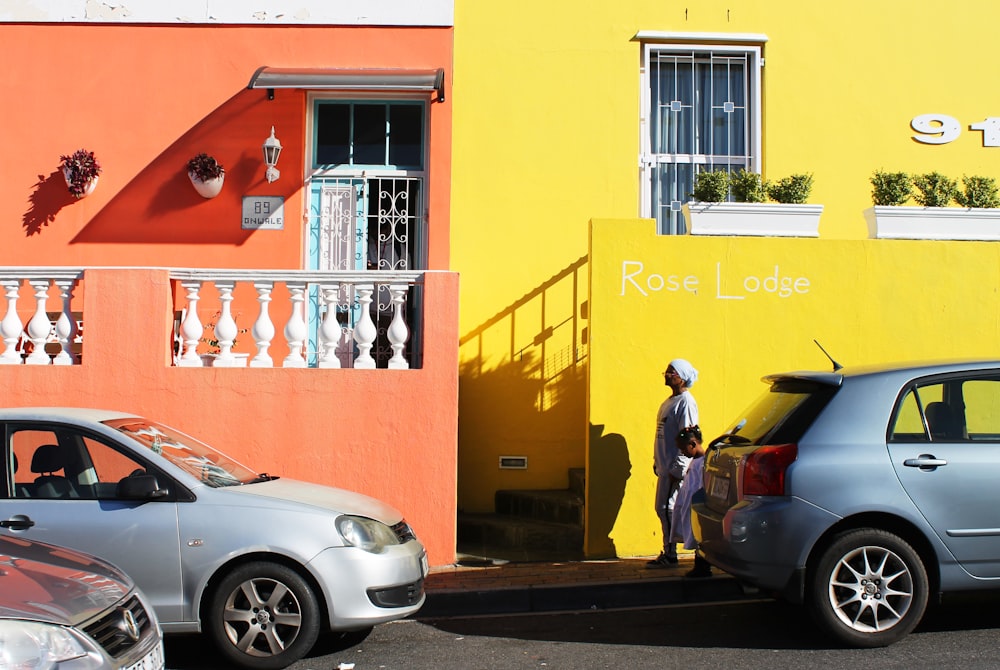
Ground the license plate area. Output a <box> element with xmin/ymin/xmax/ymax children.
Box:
<box><xmin>125</xmin><ymin>641</ymin><xmax>164</xmax><ymax>670</ymax></box>
<box><xmin>708</xmin><ymin>472</ymin><xmax>731</xmax><ymax>500</ymax></box>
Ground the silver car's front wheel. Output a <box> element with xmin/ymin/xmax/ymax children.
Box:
<box><xmin>208</xmin><ymin>562</ymin><xmax>321</xmax><ymax>670</ymax></box>
<box><xmin>808</xmin><ymin>529</ymin><xmax>928</xmax><ymax>647</ymax></box>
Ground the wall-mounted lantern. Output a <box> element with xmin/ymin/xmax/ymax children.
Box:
<box><xmin>263</xmin><ymin>127</ymin><xmax>282</xmax><ymax>183</ymax></box>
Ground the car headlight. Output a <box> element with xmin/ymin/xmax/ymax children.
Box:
<box><xmin>0</xmin><ymin>620</ymin><xmax>93</xmax><ymax>669</ymax></box>
<box><xmin>336</xmin><ymin>515</ymin><xmax>400</xmax><ymax>553</ymax></box>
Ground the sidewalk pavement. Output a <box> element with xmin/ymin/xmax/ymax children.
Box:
<box><xmin>418</xmin><ymin>554</ymin><xmax>761</xmax><ymax>619</ymax></box>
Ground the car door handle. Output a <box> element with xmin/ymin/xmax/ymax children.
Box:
<box><xmin>903</xmin><ymin>455</ymin><xmax>948</xmax><ymax>469</ymax></box>
<box><xmin>0</xmin><ymin>515</ymin><xmax>35</xmax><ymax>530</ymax></box>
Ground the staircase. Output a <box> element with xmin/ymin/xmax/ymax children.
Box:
<box><xmin>457</xmin><ymin>468</ymin><xmax>585</xmax><ymax>562</ymax></box>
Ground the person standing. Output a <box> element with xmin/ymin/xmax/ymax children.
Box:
<box><xmin>646</xmin><ymin>359</ymin><xmax>699</xmax><ymax>568</ymax></box>
<box><xmin>671</xmin><ymin>425</ymin><xmax>712</xmax><ymax>578</ymax></box>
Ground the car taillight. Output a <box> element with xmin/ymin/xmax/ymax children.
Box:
<box><xmin>740</xmin><ymin>443</ymin><xmax>797</xmax><ymax>497</ymax></box>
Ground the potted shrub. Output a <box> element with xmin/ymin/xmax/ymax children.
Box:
<box><xmin>955</xmin><ymin>175</ymin><xmax>1000</xmax><ymax>209</ymax></box>
<box><xmin>865</xmin><ymin>170</ymin><xmax>1000</xmax><ymax>240</ymax></box>
<box><xmin>683</xmin><ymin>168</ymin><xmax>823</xmax><ymax>237</ymax></box>
<box><xmin>870</xmin><ymin>170</ymin><xmax>912</xmax><ymax>207</ymax></box>
<box><xmin>730</xmin><ymin>169</ymin><xmax>768</xmax><ymax>203</ymax></box>
<box><xmin>60</xmin><ymin>149</ymin><xmax>101</xmax><ymax>198</ymax></box>
<box><xmin>767</xmin><ymin>173</ymin><xmax>814</xmax><ymax>204</ymax></box>
<box><xmin>691</xmin><ymin>170</ymin><xmax>730</xmax><ymax>202</ymax></box>
<box><xmin>186</xmin><ymin>153</ymin><xmax>225</xmax><ymax>198</ymax></box>
<box><xmin>912</xmin><ymin>172</ymin><xmax>959</xmax><ymax>207</ymax></box>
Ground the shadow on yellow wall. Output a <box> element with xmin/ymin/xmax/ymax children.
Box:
<box><xmin>458</xmin><ymin>256</ymin><xmax>589</xmax><ymax>512</ymax></box>
<box><xmin>587</xmin><ymin>422</ymin><xmax>631</xmax><ymax>558</ymax></box>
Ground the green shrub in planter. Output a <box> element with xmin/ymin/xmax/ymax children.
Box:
<box><xmin>912</xmin><ymin>172</ymin><xmax>959</xmax><ymax>207</ymax></box>
<box><xmin>870</xmin><ymin>170</ymin><xmax>912</xmax><ymax>206</ymax></box>
<box><xmin>730</xmin><ymin>169</ymin><xmax>768</xmax><ymax>203</ymax></box>
<box><xmin>767</xmin><ymin>173</ymin><xmax>813</xmax><ymax>204</ymax></box>
<box><xmin>692</xmin><ymin>170</ymin><xmax>730</xmax><ymax>202</ymax></box>
<box><xmin>955</xmin><ymin>175</ymin><xmax>1000</xmax><ymax>209</ymax></box>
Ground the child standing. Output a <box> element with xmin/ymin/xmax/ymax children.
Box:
<box><xmin>671</xmin><ymin>425</ymin><xmax>713</xmax><ymax>578</ymax></box>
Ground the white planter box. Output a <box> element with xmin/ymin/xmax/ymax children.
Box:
<box><xmin>682</xmin><ymin>202</ymin><xmax>823</xmax><ymax>237</ymax></box>
<box><xmin>865</xmin><ymin>206</ymin><xmax>1000</xmax><ymax>240</ymax></box>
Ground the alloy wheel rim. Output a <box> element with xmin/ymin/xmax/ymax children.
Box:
<box><xmin>827</xmin><ymin>544</ymin><xmax>913</xmax><ymax>633</ymax></box>
<box><xmin>222</xmin><ymin>576</ymin><xmax>303</xmax><ymax>657</ymax></box>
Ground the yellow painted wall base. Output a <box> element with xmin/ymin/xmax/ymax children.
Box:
<box><xmin>587</xmin><ymin>218</ymin><xmax>1000</xmax><ymax>557</ymax></box>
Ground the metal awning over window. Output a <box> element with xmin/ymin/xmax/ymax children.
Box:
<box><xmin>247</xmin><ymin>67</ymin><xmax>446</xmax><ymax>102</ymax></box>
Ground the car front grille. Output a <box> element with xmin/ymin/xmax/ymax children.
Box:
<box><xmin>82</xmin><ymin>594</ymin><xmax>152</xmax><ymax>658</ymax></box>
<box><xmin>367</xmin><ymin>578</ymin><xmax>424</xmax><ymax>608</ymax></box>
<box><xmin>392</xmin><ymin>519</ymin><xmax>416</xmax><ymax>543</ymax></box>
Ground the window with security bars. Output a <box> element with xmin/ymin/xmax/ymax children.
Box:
<box><xmin>308</xmin><ymin>99</ymin><xmax>428</xmax><ymax>368</ymax></box>
<box><xmin>642</xmin><ymin>45</ymin><xmax>762</xmax><ymax>234</ymax></box>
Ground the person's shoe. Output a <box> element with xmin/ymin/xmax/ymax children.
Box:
<box><xmin>645</xmin><ymin>553</ymin><xmax>679</xmax><ymax>568</ymax></box>
<box><xmin>684</xmin><ymin>566</ymin><xmax>712</xmax><ymax>579</ymax></box>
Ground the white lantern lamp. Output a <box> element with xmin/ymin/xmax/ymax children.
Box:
<box><xmin>262</xmin><ymin>126</ymin><xmax>282</xmax><ymax>183</ymax></box>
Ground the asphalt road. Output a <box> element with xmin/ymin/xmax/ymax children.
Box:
<box><xmin>165</xmin><ymin>593</ymin><xmax>1000</xmax><ymax>670</ymax></box>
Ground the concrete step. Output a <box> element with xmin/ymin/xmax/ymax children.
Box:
<box><xmin>457</xmin><ymin>513</ymin><xmax>584</xmax><ymax>560</ymax></box>
<box><xmin>495</xmin><ymin>488</ymin><xmax>584</xmax><ymax>526</ymax></box>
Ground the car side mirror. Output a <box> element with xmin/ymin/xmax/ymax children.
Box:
<box><xmin>116</xmin><ymin>473</ymin><xmax>168</xmax><ymax>500</ymax></box>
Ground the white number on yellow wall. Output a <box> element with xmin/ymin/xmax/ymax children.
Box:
<box><xmin>912</xmin><ymin>114</ymin><xmax>1000</xmax><ymax>146</ymax></box>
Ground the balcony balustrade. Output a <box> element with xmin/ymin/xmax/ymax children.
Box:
<box><xmin>0</xmin><ymin>268</ymin><xmax>426</xmax><ymax>369</ymax></box>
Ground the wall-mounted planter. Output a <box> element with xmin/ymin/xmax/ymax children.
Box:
<box><xmin>682</xmin><ymin>202</ymin><xmax>823</xmax><ymax>237</ymax></box>
<box><xmin>62</xmin><ymin>168</ymin><xmax>99</xmax><ymax>198</ymax></box>
<box><xmin>865</xmin><ymin>206</ymin><xmax>1000</xmax><ymax>240</ymax></box>
<box><xmin>188</xmin><ymin>172</ymin><xmax>224</xmax><ymax>199</ymax></box>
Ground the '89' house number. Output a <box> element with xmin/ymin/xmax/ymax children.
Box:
<box><xmin>912</xmin><ymin>114</ymin><xmax>1000</xmax><ymax>146</ymax></box>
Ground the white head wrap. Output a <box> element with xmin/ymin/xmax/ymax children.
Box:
<box><xmin>670</xmin><ymin>358</ymin><xmax>698</xmax><ymax>387</ymax></box>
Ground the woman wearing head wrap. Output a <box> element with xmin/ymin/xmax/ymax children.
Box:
<box><xmin>647</xmin><ymin>358</ymin><xmax>699</xmax><ymax>568</ymax></box>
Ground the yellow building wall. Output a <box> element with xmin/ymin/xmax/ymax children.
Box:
<box><xmin>588</xmin><ymin>219</ymin><xmax>1000</xmax><ymax>557</ymax></box>
<box><xmin>452</xmin><ymin>1</ymin><xmax>1000</xmax><ymax>515</ymax></box>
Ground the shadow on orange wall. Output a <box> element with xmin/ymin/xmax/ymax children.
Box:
<box><xmin>21</xmin><ymin>87</ymin><xmax>303</xmax><ymax>250</ymax></box>
<box><xmin>22</xmin><ymin>171</ymin><xmax>78</xmax><ymax>236</ymax></box>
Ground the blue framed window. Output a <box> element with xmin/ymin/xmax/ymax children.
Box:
<box><xmin>314</xmin><ymin>101</ymin><xmax>425</xmax><ymax>170</ymax></box>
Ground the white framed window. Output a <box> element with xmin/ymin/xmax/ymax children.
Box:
<box><xmin>640</xmin><ymin>37</ymin><xmax>764</xmax><ymax>234</ymax></box>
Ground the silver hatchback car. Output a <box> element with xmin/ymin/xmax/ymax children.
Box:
<box><xmin>0</xmin><ymin>408</ymin><xmax>427</xmax><ymax>670</ymax></box>
<box><xmin>0</xmin><ymin>534</ymin><xmax>163</xmax><ymax>670</ymax></box>
<box><xmin>693</xmin><ymin>359</ymin><xmax>1000</xmax><ymax>647</ymax></box>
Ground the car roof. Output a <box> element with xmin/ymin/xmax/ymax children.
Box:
<box><xmin>763</xmin><ymin>358</ymin><xmax>1000</xmax><ymax>387</ymax></box>
<box><xmin>0</xmin><ymin>407</ymin><xmax>141</xmax><ymax>423</ymax></box>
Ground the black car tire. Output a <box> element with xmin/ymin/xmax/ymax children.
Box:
<box><xmin>808</xmin><ymin>528</ymin><xmax>928</xmax><ymax>647</ymax></box>
<box><xmin>207</xmin><ymin>561</ymin><xmax>321</xmax><ymax>670</ymax></box>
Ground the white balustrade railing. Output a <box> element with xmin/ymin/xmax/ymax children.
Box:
<box><xmin>0</xmin><ymin>268</ymin><xmax>423</xmax><ymax>369</ymax></box>
<box><xmin>169</xmin><ymin>269</ymin><xmax>424</xmax><ymax>369</ymax></box>
<box><xmin>0</xmin><ymin>268</ymin><xmax>83</xmax><ymax>366</ymax></box>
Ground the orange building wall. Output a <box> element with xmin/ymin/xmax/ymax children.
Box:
<box><xmin>1</xmin><ymin>22</ymin><xmax>458</xmax><ymax>565</ymax></box>
<box><xmin>2</xmin><ymin>269</ymin><xmax>459</xmax><ymax>566</ymax></box>
<box><xmin>2</xmin><ymin>23</ymin><xmax>452</xmax><ymax>270</ymax></box>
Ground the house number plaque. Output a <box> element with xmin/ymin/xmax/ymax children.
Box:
<box><xmin>242</xmin><ymin>196</ymin><xmax>284</xmax><ymax>230</ymax></box>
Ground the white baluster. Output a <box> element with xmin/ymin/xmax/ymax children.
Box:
<box><xmin>250</xmin><ymin>281</ymin><xmax>275</xmax><ymax>368</ymax></box>
<box><xmin>283</xmin><ymin>282</ymin><xmax>308</xmax><ymax>368</ymax></box>
<box><xmin>387</xmin><ymin>284</ymin><xmax>410</xmax><ymax>370</ymax></box>
<box><xmin>25</xmin><ymin>280</ymin><xmax>52</xmax><ymax>365</ymax></box>
<box><xmin>353</xmin><ymin>283</ymin><xmax>377</xmax><ymax>369</ymax></box>
<box><xmin>318</xmin><ymin>284</ymin><xmax>342</xmax><ymax>368</ymax></box>
<box><xmin>177</xmin><ymin>281</ymin><xmax>204</xmax><ymax>367</ymax></box>
<box><xmin>52</xmin><ymin>279</ymin><xmax>78</xmax><ymax>366</ymax></box>
<box><xmin>0</xmin><ymin>280</ymin><xmax>23</xmax><ymax>365</ymax></box>
<box><xmin>213</xmin><ymin>281</ymin><xmax>238</xmax><ymax>367</ymax></box>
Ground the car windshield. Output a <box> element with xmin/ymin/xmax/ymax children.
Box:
<box><xmin>720</xmin><ymin>379</ymin><xmax>838</xmax><ymax>446</ymax></box>
<box><xmin>105</xmin><ymin>418</ymin><xmax>261</xmax><ymax>487</ymax></box>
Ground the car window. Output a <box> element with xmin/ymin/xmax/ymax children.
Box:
<box><xmin>8</xmin><ymin>428</ymin><xmax>156</xmax><ymax>500</ymax></box>
<box><xmin>890</xmin><ymin>377</ymin><xmax>1000</xmax><ymax>443</ymax></box>
<box><xmin>717</xmin><ymin>379</ymin><xmax>837</xmax><ymax>446</ymax></box>
<box><xmin>961</xmin><ymin>379</ymin><xmax>1000</xmax><ymax>440</ymax></box>
<box><xmin>107</xmin><ymin>419</ymin><xmax>258</xmax><ymax>487</ymax></box>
